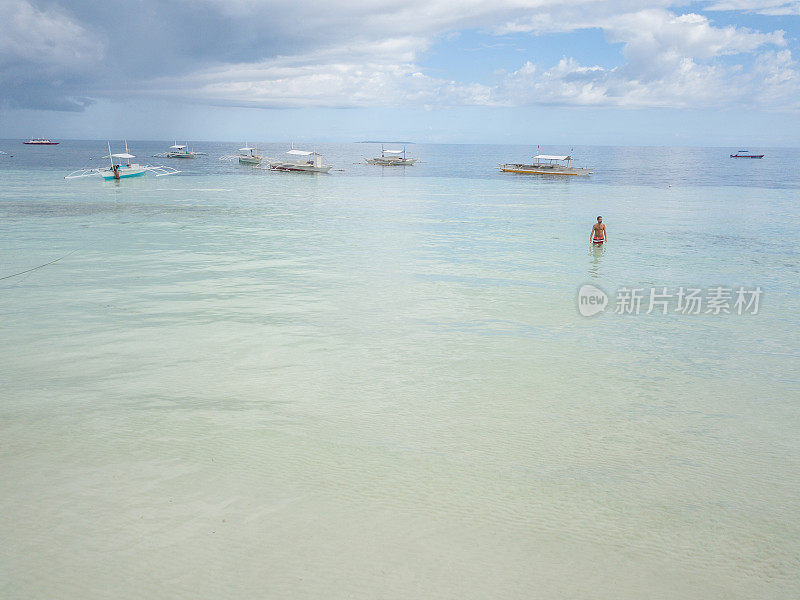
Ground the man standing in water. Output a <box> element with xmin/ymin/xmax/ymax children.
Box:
<box><xmin>590</xmin><ymin>216</ymin><xmax>607</xmax><ymax>245</ymax></box>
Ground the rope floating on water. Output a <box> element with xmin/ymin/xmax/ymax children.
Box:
<box><xmin>0</xmin><ymin>249</ymin><xmax>78</xmax><ymax>282</ymax></box>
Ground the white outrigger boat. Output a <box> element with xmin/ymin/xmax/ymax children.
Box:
<box><xmin>365</xmin><ymin>145</ymin><xmax>417</xmax><ymax>166</ymax></box>
<box><xmin>268</xmin><ymin>148</ymin><xmax>332</xmax><ymax>173</ymax></box>
<box><xmin>65</xmin><ymin>142</ymin><xmax>181</xmax><ymax>181</ymax></box>
<box><xmin>238</xmin><ymin>144</ymin><xmax>263</xmax><ymax>165</ymax></box>
<box><xmin>219</xmin><ymin>144</ymin><xmax>264</xmax><ymax>165</ymax></box>
<box><xmin>500</xmin><ymin>149</ymin><xmax>592</xmax><ymax>176</ymax></box>
<box><xmin>155</xmin><ymin>142</ymin><xmax>205</xmax><ymax>159</ymax></box>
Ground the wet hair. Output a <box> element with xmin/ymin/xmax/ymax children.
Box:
<box><xmin>597</xmin><ymin>216</ymin><xmax>602</xmax><ymax>220</ymax></box>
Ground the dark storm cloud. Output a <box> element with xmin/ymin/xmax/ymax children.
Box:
<box><xmin>0</xmin><ymin>0</ymin><xmax>307</xmax><ymax>111</ymax></box>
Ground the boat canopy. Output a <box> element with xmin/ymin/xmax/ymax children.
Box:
<box><xmin>383</xmin><ymin>150</ymin><xmax>404</xmax><ymax>154</ymax></box>
<box><xmin>287</xmin><ymin>149</ymin><xmax>314</xmax><ymax>156</ymax></box>
<box><xmin>111</xmin><ymin>153</ymin><xmax>135</xmax><ymax>159</ymax></box>
<box><xmin>536</xmin><ymin>154</ymin><xmax>570</xmax><ymax>161</ymax></box>
<box><xmin>170</xmin><ymin>145</ymin><xmax>187</xmax><ymax>149</ymax></box>
<box><xmin>239</xmin><ymin>147</ymin><xmax>256</xmax><ymax>151</ymax></box>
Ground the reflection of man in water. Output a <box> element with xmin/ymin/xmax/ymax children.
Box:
<box><xmin>590</xmin><ymin>216</ymin><xmax>606</xmax><ymax>245</ymax></box>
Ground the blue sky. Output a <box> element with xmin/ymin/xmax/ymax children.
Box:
<box><xmin>1</xmin><ymin>0</ymin><xmax>799</xmax><ymax>146</ymax></box>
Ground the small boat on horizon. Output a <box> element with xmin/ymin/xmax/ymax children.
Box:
<box><xmin>365</xmin><ymin>145</ymin><xmax>417</xmax><ymax>166</ymax></box>
<box><xmin>730</xmin><ymin>150</ymin><xmax>764</xmax><ymax>159</ymax></box>
<box><xmin>268</xmin><ymin>147</ymin><xmax>332</xmax><ymax>173</ymax></box>
<box><xmin>500</xmin><ymin>148</ymin><xmax>592</xmax><ymax>176</ymax></box>
<box><xmin>24</xmin><ymin>138</ymin><xmax>59</xmax><ymax>145</ymax></box>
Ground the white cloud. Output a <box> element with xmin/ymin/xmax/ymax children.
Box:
<box><xmin>497</xmin><ymin>56</ymin><xmax>746</xmax><ymax>108</ymax></box>
<box><xmin>705</xmin><ymin>1</ymin><xmax>800</xmax><ymax>16</ymax></box>
<box><xmin>147</xmin><ymin>5</ymin><xmax>794</xmax><ymax>111</ymax></box>
<box><xmin>607</xmin><ymin>10</ymin><xmax>784</xmax><ymax>62</ymax></box>
<box><xmin>136</xmin><ymin>36</ymin><xmax>494</xmax><ymax>108</ymax></box>
<box><xmin>489</xmin><ymin>9</ymin><xmax>794</xmax><ymax>109</ymax></box>
<box><xmin>750</xmin><ymin>50</ymin><xmax>800</xmax><ymax>108</ymax></box>
<box><xmin>495</xmin><ymin>46</ymin><xmax>800</xmax><ymax>111</ymax></box>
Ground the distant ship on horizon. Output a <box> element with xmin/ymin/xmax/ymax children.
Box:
<box><xmin>24</xmin><ymin>138</ymin><xmax>59</xmax><ymax>145</ymax></box>
<box><xmin>730</xmin><ymin>149</ymin><xmax>763</xmax><ymax>158</ymax></box>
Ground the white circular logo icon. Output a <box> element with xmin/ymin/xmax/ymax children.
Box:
<box><xmin>578</xmin><ymin>284</ymin><xmax>608</xmax><ymax>317</ymax></box>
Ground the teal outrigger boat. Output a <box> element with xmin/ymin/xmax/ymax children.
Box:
<box><xmin>65</xmin><ymin>142</ymin><xmax>181</xmax><ymax>181</ymax></box>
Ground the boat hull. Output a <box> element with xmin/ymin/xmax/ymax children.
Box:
<box><xmin>24</xmin><ymin>141</ymin><xmax>59</xmax><ymax>145</ymax></box>
<box><xmin>269</xmin><ymin>162</ymin><xmax>332</xmax><ymax>173</ymax></box>
<box><xmin>166</xmin><ymin>152</ymin><xmax>196</xmax><ymax>159</ymax></box>
<box><xmin>365</xmin><ymin>157</ymin><xmax>417</xmax><ymax>166</ymax></box>
<box><xmin>730</xmin><ymin>155</ymin><xmax>764</xmax><ymax>159</ymax></box>
<box><xmin>100</xmin><ymin>165</ymin><xmax>148</xmax><ymax>180</ymax></box>
<box><xmin>239</xmin><ymin>156</ymin><xmax>262</xmax><ymax>165</ymax></box>
<box><xmin>500</xmin><ymin>164</ymin><xmax>592</xmax><ymax>176</ymax></box>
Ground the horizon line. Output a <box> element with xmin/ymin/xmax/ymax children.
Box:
<box><xmin>0</xmin><ymin>138</ymin><xmax>795</xmax><ymax>150</ymax></box>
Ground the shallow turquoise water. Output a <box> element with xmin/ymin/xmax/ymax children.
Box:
<box><xmin>1</xmin><ymin>146</ymin><xmax>799</xmax><ymax>598</ymax></box>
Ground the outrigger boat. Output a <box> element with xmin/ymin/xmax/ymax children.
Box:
<box><xmin>219</xmin><ymin>144</ymin><xmax>264</xmax><ymax>165</ymax></box>
<box><xmin>500</xmin><ymin>148</ymin><xmax>592</xmax><ymax>176</ymax></box>
<box><xmin>24</xmin><ymin>138</ymin><xmax>59</xmax><ymax>145</ymax></box>
<box><xmin>365</xmin><ymin>145</ymin><xmax>417</xmax><ymax>166</ymax></box>
<box><xmin>268</xmin><ymin>148</ymin><xmax>332</xmax><ymax>173</ymax></box>
<box><xmin>730</xmin><ymin>150</ymin><xmax>764</xmax><ymax>159</ymax></box>
<box><xmin>154</xmin><ymin>142</ymin><xmax>205</xmax><ymax>159</ymax></box>
<box><xmin>65</xmin><ymin>142</ymin><xmax>181</xmax><ymax>180</ymax></box>
<box><xmin>238</xmin><ymin>145</ymin><xmax>263</xmax><ymax>165</ymax></box>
